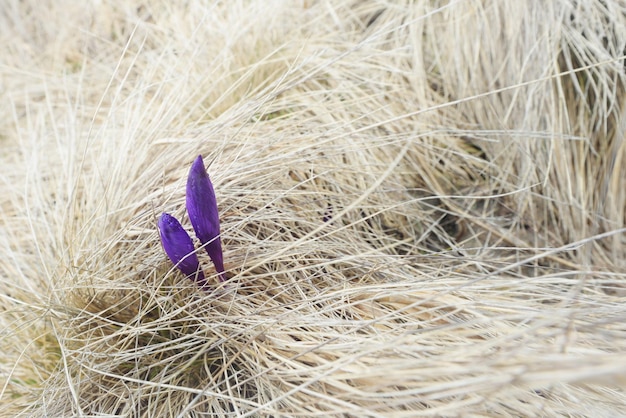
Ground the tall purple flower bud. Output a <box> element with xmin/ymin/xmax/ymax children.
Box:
<box><xmin>158</xmin><ymin>212</ymin><xmax>206</xmax><ymax>286</ymax></box>
<box><xmin>186</xmin><ymin>155</ymin><xmax>226</xmax><ymax>281</ymax></box>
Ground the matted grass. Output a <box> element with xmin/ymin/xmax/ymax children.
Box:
<box><xmin>1</xmin><ymin>0</ymin><xmax>625</xmax><ymax>416</ymax></box>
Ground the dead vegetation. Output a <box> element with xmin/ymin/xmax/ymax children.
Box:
<box><xmin>1</xmin><ymin>0</ymin><xmax>625</xmax><ymax>416</ymax></box>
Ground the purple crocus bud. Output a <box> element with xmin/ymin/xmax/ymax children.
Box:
<box><xmin>158</xmin><ymin>212</ymin><xmax>206</xmax><ymax>286</ymax></box>
<box><xmin>186</xmin><ymin>155</ymin><xmax>226</xmax><ymax>281</ymax></box>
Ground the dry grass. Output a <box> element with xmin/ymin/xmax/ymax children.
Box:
<box><xmin>1</xmin><ymin>0</ymin><xmax>625</xmax><ymax>416</ymax></box>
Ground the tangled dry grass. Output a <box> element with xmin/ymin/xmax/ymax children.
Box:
<box><xmin>1</xmin><ymin>0</ymin><xmax>625</xmax><ymax>416</ymax></box>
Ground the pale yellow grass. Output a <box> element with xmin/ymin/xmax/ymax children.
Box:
<box><xmin>1</xmin><ymin>0</ymin><xmax>625</xmax><ymax>416</ymax></box>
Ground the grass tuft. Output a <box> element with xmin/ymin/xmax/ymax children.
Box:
<box><xmin>1</xmin><ymin>0</ymin><xmax>625</xmax><ymax>416</ymax></box>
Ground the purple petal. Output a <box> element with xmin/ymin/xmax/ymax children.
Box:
<box><xmin>158</xmin><ymin>212</ymin><xmax>205</xmax><ymax>284</ymax></box>
<box><xmin>186</xmin><ymin>155</ymin><xmax>226</xmax><ymax>281</ymax></box>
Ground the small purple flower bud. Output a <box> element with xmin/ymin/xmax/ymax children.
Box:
<box><xmin>186</xmin><ymin>155</ymin><xmax>226</xmax><ymax>281</ymax></box>
<box><xmin>158</xmin><ymin>212</ymin><xmax>206</xmax><ymax>285</ymax></box>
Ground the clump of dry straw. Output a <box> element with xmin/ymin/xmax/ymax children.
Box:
<box><xmin>1</xmin><ymin>0</ymin><xmax>625</xmax><ymax>416</ymax></box>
